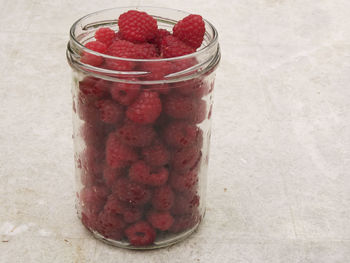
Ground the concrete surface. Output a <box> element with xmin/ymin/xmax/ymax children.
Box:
<box><xmin>0</xmin><ymin>0</ymin><xmax>349</xmax><ymax>262</ymax></box>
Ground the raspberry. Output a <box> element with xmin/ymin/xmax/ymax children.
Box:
<box><xmin>81</xmin><ymin>41</ymin><xmax>107</xmax><ymax>66</ymax></box>
<box><xmin>123</xmin><ymin>207</ymin><xmax>143</xmax><ymax>223</ymax></box>
<box><xmin>140</xmin><ymin>60</ymin><xmax>173</xmax><ymax>94</ymax></box>
<box><xmin>151</xmin><ymin>185</ymin><xmax>174</xmax><ymax>211</ymax></box>
<box><xmin>171</xmin><ymin>193</ymin><xmax>200</xmax><ymax>215</ymax></box>
<box><xmin>118</xmin><ymin>10</ymin><xmax>158</xmax><ymax>43</ymax></box>
<box><xmin>163</xmin><ymin>121</ymin><xmax>202</xmax><ymax>148</ymax></box>
<box><xmin>95</xmin><ymin>27</ymin><xmax>116</xmax><ymax>46</ymax></box>
<box><xmin>134</xmin><ymin>43</ymin><xmax>158</xmax><ymax>58</ymax></box>
<box><xmin>189</xmin><ymin>99</ymin><xmax>207</xmax><ymax>124</ymax></box>
<box><xmin>169</xmin><ymin>212</ymin><xmax>200</xmax><ymax>233</ymax></box>
<box><xmin>141</xmin><ymin>139</ymin><xmax>170</xmax><ymax>167</ymax></box>
<box><xmin>117</xmin><ymin>121</ymin><xmax>155</xmax><ymax>147</ymax></box>
<box><xmin>125</xmin><ymin>221</ymin><xmax>156</xmax><ymax>246</ymax></box>
<box><xmin>113</xmin><ymin>177</ymin><xmax>151</xmax><ymax>206</ymax></box>
<box><xmin>104</xmin><ymin>194</ymin><xmax>126</xmax><ymax>215</ymax></box>
<box><xmin>163</xmin><ymin>93</ymin><xmax>198</xmax><ymax>120</ymax></box>
<box><xmin>80</xmin><ymin>122</ymin><xmax>105</xmax><ymax>147</ymax></box>
<box><xmin>110</xmin><ymin>81</ymin><xmax>141</xmax><ymax>106</ymax></box>
<box><xmin>81</xmin><ymin>146</ymin><xmax>104</xmax><ymax>175</ymax></box>
<box><xmin>115</xmin><ymin>31</ymin><xmax>124</xmax><ymax>40</ymax></box>
<box><xmin>104</xmin><ymin>194</ymin><xmax>142</xmax><ymax>223</ymax></box>
<box><xmin>77</xmin><ymin>92</ymin><xmax>99</xmax><ymax>124</ymax></box>
<box><xmin>147</xmin><ymin>211</ymin><xmax>174</xmax><ymax>231</ymax></box>
<box><xmin>170</xmin><ymin>170</ymin><xmax>199</xmax><ymax>193</ymax></box>
<box><xmin>172</xmin><ymin>146</ymin><xmax>201</xmax><ymax>173</ymax></box>
<box><xmin>105</xmin><ymin>40</ymin><xmax>136</xmax><ymax>71</ymax></box>
<box><xmin>81</xmin><ymin>212</ymin><xmax>98</xmax><ymax>230</ymax></box>
<box><xmin>129</xmin><ymin>161</ymin><xmax>169</xmax><ymax>186</ymax></box>
<box><xmin>126</xmin><ymin>91</ymin><xmax>162</xmax><ymax>124</ymax></box>
<box><xmin>105</xmin><ymin>133</ymin><xmax>138</xmax><ymax>169</ymax></box>
<box><xmin>85</xmin><ymin>40</ymin><xmax>108</xmax><ymax>53</ymax></box>
<box><xmin>141</xmin><ymin>60</ymin><xmax>173</xmax><ymax>81</ymax></box>
<box><xmin>95</xmin><ymin>99</ymin><xmax>124</xmax><ymax>124</ymax></box>
<box><xmin>149</xmin><ymin>29</ymin><xmax>171</xmax><ymax>50</ymax></box>
<box><xmin>80</xmin><ymin>186</ymin><xmax>109</xmax><ymax>216</ymax></box>
<box><xmin>79</xmin><ymin>77</ymin><xmax>108</xmax><ymax>100</ymax></box>
<box><xmin>80</xmin><ymin>170</ymin><xmax>104</xmax><ymax>187</ymax></box>
<box><xmin>174</xmin><ymin>79</ymin><xmax>208</xmax><ymax>99</ymax></box>
<box><xmin>173</xmin><ymin>14</ymin><xmax>205</xmax><ymax>49</ymax></box>
<box><xmin>161</xmin><ymin>35</ymin><xmax>195</xmax><ymax>58</ymax></box>
<box><xmin>103</xmin><ymin>165</ymin><xmax>124</xmax><ymax>186</ymax></box>
<box><xmin>96</xmin><ymin>210</ymin><xmax>126</xmax><ymax>240</ymax></box>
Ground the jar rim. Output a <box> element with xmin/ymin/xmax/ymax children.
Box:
<box><xmin>67</xmin><ymin>6</ymin><xmax>220</xmax><ymax>83</ymax></box>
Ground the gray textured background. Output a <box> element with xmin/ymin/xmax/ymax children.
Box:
<box><xmin>0</xmin><ymin>0</ymin><xmax>349</xmax><ymax>262</ymax></box>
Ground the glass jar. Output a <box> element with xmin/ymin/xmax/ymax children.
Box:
<box><xmin>66</xmin><ymin>7</ymin><xmax>220</xmax><ymax>249</ymax></box>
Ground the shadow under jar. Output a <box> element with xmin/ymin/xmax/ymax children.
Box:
<box><xmin>66</xmin><ymin>6</ymin><xmax>220</xmax><ymax>249</ymax></box>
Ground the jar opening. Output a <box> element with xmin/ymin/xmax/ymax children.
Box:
<box><xmin>66</xmin><ymin>7</ymin><xmax>220</xmax><ymax>83</ymax></box>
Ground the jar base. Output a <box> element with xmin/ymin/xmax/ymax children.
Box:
<box><xmin>88</xmin><ymin>220</ymin><xmax>201</xmax><ymax>250</ymax></box>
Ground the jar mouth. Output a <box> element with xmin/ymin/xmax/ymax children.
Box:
<box><xmin>67</xmin><ymin>6</ymin><xmax>220</xmax><ymax>83</ymax></box>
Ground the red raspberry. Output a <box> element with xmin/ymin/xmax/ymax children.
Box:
<box><xmin>141</xmin><ymin>60</ymin><xmax>173</xmax><ymax>80</ymax></box>
<box><xmin>95</xmin><ymin>99</ymin><xmax>124</xmax><ymax>124</ymax></box>
<box><xmin>81</xmin><ymin>212</ymin><xmax>98</xmax><ymax>230</ymax></box>
<box><xmin>161</xmin><ymin>35</ymin><xmax>195</xmax><ymax>58</ymax></box>
<box><xmin>171</xmin><ymin>193</ymin><xmax>200</xmax><ymax>215</ymax></box>
<box><xmin>169</xmin><ymin>212</ymin><xmax>200</xmax><ymax>233</ymax></box>
<box><xmin>117</xmin><ymin>121</ymin><xmax>155</xmax><ymax>147</ymax></box>
<box><xmin>123</xmin><ymin>207</ymin><xmax>143</xmax><ymax>223</ymax></box>
<box><xmin>189</xmin><ymin>99</ymin><xmax>207</xmax><ymax>124</ymax></box>
<box><xmin>140</xmin><ymin>60</ymin><xmax>173</xmax><ymax>94</ymax></box>
<box><xmin>126</xmin><ymin>91</ymin><xmax>162</xmax><ymax>124</ymax></box>
<box><xmin>104</xmin><ymin>194</ymin><xmax>126</xmax><ymax>215</ymax></box>
<box><xmin>174</xmin><ymin>79</ymin><xmax>208</xmax><ymax>99</ymax></box>
<box><xmin>104</xmin><ymin>193</ymin><xmax>143</xmax><ymax>223</ymax></box>
<box><xmin>152</xmin><ymin>185</ymin><xmax>174</xmax><ymax>211</ymax></box>
<box><xmin>170</xmin><ymin>169</ymin><xmax>199</xmax><ymax>193</ymax></box>
<box><xmin>125</xmin><ymin>221</ymin><xmax>156</xmax><ymax>246</ymax></box>
<box><xmin>103</xmin><ymin>165</ymin><xmax>124</xmax><ymax>186</ymax></box>
<box><xmin>113</xmin><ymin>177</ymin><xmax>151</xmax><ymax>206</ymax></box>
<box><xmin>85</xmin><ymin>40</ymin><xmax>108</xmax><ymax>53</ymax></box>
<box><xmin>118</xmin><ymin>10</ymin><xmax>158</xmax><ymax>43</ymax></box>
<box><xmin>163</xmin><ymin>93</ymin><xmax>197</xmax><ymax>120</ymax></box>
<box><xmin>96</xmin><ymin>210</ymin><xmax>126</xmax><ymax>240</ymax></box>
<box><xmin>80</xmin><ymin>122</ymin><xmax>106</xmax><ymax>147</ymax></box>
<box><xmin>141</xmin><ymin>139</ymin><xmax>170</xmax><ymax>167</ymax></box>
<box><xmin>105</xmin><ymin>40</ymin><xmax>136</xmax><ymax>71</ymax></box>
<box><xmin>105</xmin><ymin>133</ymin><xmax>138</xmax><ymax>169</ymax></box>
<box><xmin>149</xmin><ymin>29</ymin><xmax>171</xmax><ymax>50</ymax></box>
<box><xmin>173</xmin><ymin>14</ymin><xmax>205</xmax><ymax>49</ymax></box>
<box><xmin>80</xmin><ymin>185</ymin><xmax>109</xmax><ymax>216</ymax></box>
<box><xmin>163</xmin><ymin>121</ymin><xmax>202</xmax><ymax>148</ymax></box>
<box><xmin>114</xmin><ymin>30</ymin><xmax>124</xmax><ymax>40</ymax></box>
<box><xmin>77</xmin><ymin>93</ymin><xmax>99</xmax><ymax>124</ymax></box>
<box><xmin>172</xmin><ymin>146</ymin><xmax>201</xmax><ymax>173</ymax></box>
<box><xmin>79</xmin><ymin>77</ymin><xmax>108</xmax><ymax>100</ymax></box>
<box><xmin>134</xmin><ymin>43</ymin><xmax>158</xmax><ymax>58</ymax></box>
<box><xmin>171</xmin><ymin>57</ymin><xmax>197</xmax><ymax>72</ymax></box>
<box><xmin>129</xmin><ymin>161</ymin><xmax>169</xmax><ymax>186</ymax></box>
<box><xmin>147</xmin><ymin>210</ymin><xmax>174</xmax><ymax>231</ymax></box>
<box><xmin>95</xmin><ymin>27</ymin><xmax>116</xmax><ymax>46</ymax></box>
<box><xmin>110</xmin><ymin>81</ymin><xmax>141</xmax><ymax>106</ymax></box>
<box><xmin>80</xmin><ymin>170</ymin><xmax>104</xmax><ymax>187</ymax></box>
<box><xmin>81</xmin><ymin>146</ymin><xmax>104</xmax><ymax>175</ymax></box>
<box><xmin>81</xmin><ymin>41</ymin><xmax>107</xmax><ymax>66</ymax></box>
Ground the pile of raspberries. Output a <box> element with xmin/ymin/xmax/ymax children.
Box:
<box><xmin>76</xmin><ymin>10</ymin><xmax>211</xmax><ymax>247</ymax></box>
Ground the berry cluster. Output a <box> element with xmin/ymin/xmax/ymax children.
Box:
<box><xmin>76</xmin><ymin>10</ymin><xmax>209</xmax><ymax>247</ymax></box>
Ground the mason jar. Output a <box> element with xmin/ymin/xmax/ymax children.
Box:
<box><xmin>66</xmin><ymin>7</ymin><xmax>220</xmax><ymax>249</ymax></box>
